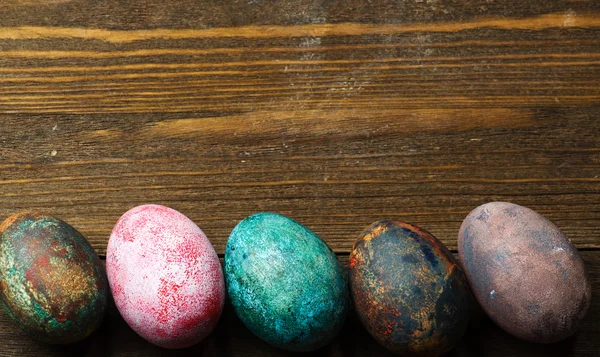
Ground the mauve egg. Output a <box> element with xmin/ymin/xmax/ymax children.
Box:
<box><xmin>0</xmin><ymin>212</ymin><xmax>107</xmax><ymax>344</ymax></box>
<box><xmin>349</xmin><ymin>220</ymin><xmax>471</xmax><ymax>357</ymax></box>
<box><xmin>458</xmin><ymin>202</ymin><xmax>591</xmax><ymax>343</ymax></box>
<box><xmin>106</xmin><ymin>204</ymin><xmax>225</xmax><ymax>348</ymax></box>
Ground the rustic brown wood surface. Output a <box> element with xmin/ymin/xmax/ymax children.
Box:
<box><xmin>0</xmin><ymin>0</ymin><xmax>599</xmax><ymax>355</ymax></box>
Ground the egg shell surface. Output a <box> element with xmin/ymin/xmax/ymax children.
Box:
<box><xmin>225</xmin><ymin>212</ymin><xmax>349</xmax><ymax>352</ymax></box>
<box><xmin>0</xmin><ymin>212</ymin><xmax>108</xmax><ymax>344</ymax></box>
<box><xmin>458</xmin><ymin>201</ymin><xmax>591</xmax><ymax>343</ymax></box>
<box><xmin>349</xmin><ymin>220</ymin><xmax>471</xmax><ymax>357</ymax></box>
<box><xmin>106</xmin><ymin>204</ymin><xmax>225</xmax><ymax>348</ymax></box>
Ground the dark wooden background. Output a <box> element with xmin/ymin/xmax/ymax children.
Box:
<box><xmin>0</xmin><ymin>0</ymin><xmax>599</xmax><ymax>355</ymax></box>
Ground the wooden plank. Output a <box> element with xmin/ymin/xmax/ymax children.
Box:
<box><xmin>0</xmin><ymin>113</ymin><xmax>599</xmax><ymax>254</ymax></box>
<box><xmin>0</xmin><ymin>0</ymin><xmax>598</xmax><ymax>28</ymax></box>
<box><xmin>0</xmin><ymin>251</ymin><xmax>597</xmax><ymax>356</ymax></box>
<box><xmin>0</xmin><ymin>2</ymin><xmax>599</xmax><ymax>113</ymax></box>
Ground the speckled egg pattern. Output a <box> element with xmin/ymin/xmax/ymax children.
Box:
<box><xmin>106</xmin><ymin>205</ymin><xmax>225</xmax><ymax>349</ymax></box>
<box><xmin>349</xmin><ymin>220</ymin><xmax>471</xmax><ymax>357</ymax></box>
<box><xmin>458</xmin><ymin>202</ymin><xmax>591</xmax><ymax>343</ymax></box>
<box><xmin>225</xmin><ymin>212</ymin><xmax>350</xmax><ymax>352</ymax></box>
<box><xmin>0</xmin><ymin>212</ymin><xmax>108</xmax><ymax>344</ymax></box>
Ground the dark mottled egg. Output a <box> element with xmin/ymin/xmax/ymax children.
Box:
<box><xmin>458</xmin><ymin>202</ymin><xmax>591</xmax><ymax>343</ymax></box>
<box><xmin>0</xmin><ymin>212</ymin><xmax>108</xmax><ymax>344</ymax></box>
<box><xmin>349</xmin><ymin>220</ymin><xmax>471</xmax><ymax>357</ymax></box>
<box><xmin>225</xmin><ymin>212</ymin><xmax>349</xmax><ymax>352</ymax></box>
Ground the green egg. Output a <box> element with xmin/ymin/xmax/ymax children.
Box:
<box><xmin>225</xmin><ymin>212</ymin><xmax>349</xmax><ymax>351</ymax></box>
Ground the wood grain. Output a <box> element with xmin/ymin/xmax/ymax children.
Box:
<box><xmin>0</xmin><ymin>0</ymin><xmax>599</xmax><ymax>355</ymax></box>
<box><xmin>1</xmin><ymin>2</ymin><xmax>600</xmax><ymax>113</ymax></box>
<box><xmin>1</xmin><ymin>112</ymin><xmax>598</xmax><ymax>255</ymax></box>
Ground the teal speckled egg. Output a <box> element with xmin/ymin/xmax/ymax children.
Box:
<box><xmin>225</xmin><ymin>212</ymin><xmax>349</xmax><ymax>352</ymax></box>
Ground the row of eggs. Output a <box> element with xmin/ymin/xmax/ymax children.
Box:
<box><xmin>0</xmin><ymin>202</ymin><xmax>591</xmax><ymax>356</ymax></box>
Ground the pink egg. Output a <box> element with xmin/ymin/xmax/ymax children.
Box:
<box><xmin>106</xmin><ymin>204</ymin><xmax>225</xmax><ymax>348</ymax></box>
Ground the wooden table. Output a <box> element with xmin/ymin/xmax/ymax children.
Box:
<box><xmin>1</xmin><ymin>1</ymin><xmax>599</xmax><ymax>355</ymax></box>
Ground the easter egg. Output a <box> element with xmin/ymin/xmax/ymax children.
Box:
<box><xmin>0</xmin><ymin>212</ymin><xmax>107</xmax><ymax>344</ymax></box>
<box><xmin>458</xmin><ymin>202</ymin><xmax>591</xmax><ymax>343</ymax></box>
<box><xmin>349</xmin><ymin>220</ymin><xmax>471</xmax><ymax>357</ymax></box>
<box><xmin>225</xmin><ymin>212</ymin><xmax>349</xmax><ymax>352</ymax></box>
<box><xmin>106</xmin><ymin>204</ymin><xmax>224</xmax><ymax>348</ymax></box>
